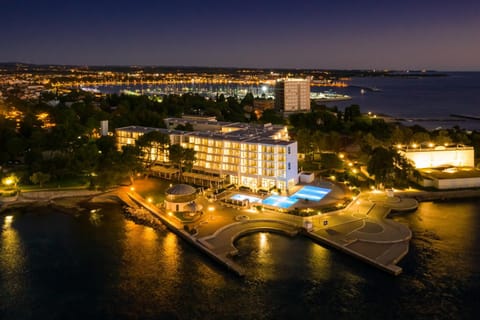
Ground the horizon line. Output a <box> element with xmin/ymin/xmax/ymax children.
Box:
<box><xmin>1</xmin><ymin>61</ymin><xmax>479</xmax><ymax>72</ymax></box>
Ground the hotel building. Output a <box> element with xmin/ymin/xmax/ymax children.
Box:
<box><xmin>116</xmin><ymin>117</ymin><xmax>298</xmax><ymax>192</ymax></box>
<box><xmin>274</xmin><ymin>78</ymin><xmax>311</xmax><ymax>113</ymax></box>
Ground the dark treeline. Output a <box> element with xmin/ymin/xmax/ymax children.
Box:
<box><xmin>1</xmin><ymin>89</ymin><xmax>478</xmax><ymax>190</ymax></box>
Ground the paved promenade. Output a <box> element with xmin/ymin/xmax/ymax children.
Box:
<box><xmin>116</xmin><ymin>184</ymin><xmax>417</xmax><ymax>276</ymax></box>
<box><xmin>308</xmin><ymin>193</ymin><xmax>416</xmax><ymax>275</ymax></box>
<box><xmin>1</xmin><ymin>183</ymin><xmax>418</xmax><ymax>276</ymax></box>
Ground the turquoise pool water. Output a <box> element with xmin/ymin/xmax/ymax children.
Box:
<box><xmin>230</xmin><ymin>194</ymin><xmax>262</xmax><ymax>203</ymax></box>
<box><xmin>262</xmin><ymin>186</ymin><xmax>331</xmax><ymax>209</ymax></box>
<box><xmin>262</xmin><ymin>195</ymin><xmax>297</xmax><ymax>208</ymax></box>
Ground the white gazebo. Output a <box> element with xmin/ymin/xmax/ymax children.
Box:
<box><xmin>165</xmin><ymin>184</ymin><xmax>198</xmax><ymax>212</ymax></box>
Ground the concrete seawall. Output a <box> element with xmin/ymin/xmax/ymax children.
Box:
<box><xmin>396</xmin><ymin>189</ymin><xmax>480</xmax><ymax>202</ymax></box>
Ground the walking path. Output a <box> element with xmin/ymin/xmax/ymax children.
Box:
<box><xmin>307</xmin><ymin>194</ymin><xmax>416</xmax><ymax>275</ymax></box>
<box><xmin>1</xmin><ymin>184</ymin><xmax>418</xmax><ymax>276</ymax></box>
<box><xmin>118</xmin><ymin>184</ymin><xmax>417</xmax><ymax>276</ymax></box>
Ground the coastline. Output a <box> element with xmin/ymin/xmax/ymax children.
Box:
<box><xmin>2</xmin><ymin>184</ymin><xmax>480</xmax><ymax>277</ymax></box>
<box><xmin>0</xmin><ymin>189</ymin><xmax>113</xmax><ymax>212</ymax></box>
<box><xmin>0</xmin><ymin>188</ymin><xmax>170</xmax><ymax>232</ymax></box>
<box><xmin>3</xmin><ymin>186</ymin><xmax>480</xmax><ymax>214</ymax></box>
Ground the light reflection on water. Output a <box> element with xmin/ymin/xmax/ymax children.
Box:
<box><xmin>0</xmin><ymin>200</ymin><xmax>479</xmax><ymax>319</ymax></box>
<box><xmin>0</xmin><ymin>214</ymin><xmax>26</xmax><ymax>303</ymax></box>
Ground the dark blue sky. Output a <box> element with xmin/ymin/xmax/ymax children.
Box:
<box><xmin>2</xmin><ymin>0</ymin><xmax>479</xmax><ymax>70</ymax></box>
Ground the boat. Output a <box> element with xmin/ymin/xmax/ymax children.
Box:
<box><xmin>310</xmin><ymin>91</ymin><xmax>351</xmax><ymax>102</ymax></box>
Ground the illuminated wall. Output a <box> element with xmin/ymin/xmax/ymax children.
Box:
<box><xmin>401</xmin><ymin>147</ymin><xmax>474</xmax><ymax>169</ymax></box>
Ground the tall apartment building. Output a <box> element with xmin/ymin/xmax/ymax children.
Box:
<box><xmin>116</xmin><ymin>118</ymin><xmax>298</xmax><ymax>192</ymax></box>
<box><xmin>274</xmin><ymin>78</ymin><xmax>311</xmax><ymax>113</ymax></box>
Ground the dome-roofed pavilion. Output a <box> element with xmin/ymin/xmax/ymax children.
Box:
<box><xmin>165</xmin><ymin>184</ymin><xmax>197</xmax><ymax>212</ymax></box>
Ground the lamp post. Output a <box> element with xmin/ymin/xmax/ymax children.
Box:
<box><xmin>2</xmin><ymin>174</ymin><xmax>19</xmax><ymax>193</ymax></box>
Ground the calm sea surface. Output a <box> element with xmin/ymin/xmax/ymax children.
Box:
<box><xmin>331</xmin><ymin>72</ymin><xmax>480</xmax><ymax>130</ymax></box>
<box><xmin>1</xmin><ymin>200</ymin><xmax>480</xmax><ymax>319</ymax></box>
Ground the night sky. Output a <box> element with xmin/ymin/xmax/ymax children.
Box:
<box><xmin>2</xmin><ymin>0</ymin><xmax>479</xmax><ymax>70</ymax></box>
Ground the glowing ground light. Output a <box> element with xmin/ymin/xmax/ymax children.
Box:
<box><xmin>4</xmin><ymin>215</ymin><xmax>13</xmax><ymax>228</ymax></box>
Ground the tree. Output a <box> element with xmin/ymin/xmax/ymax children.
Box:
<box><xmin>259</xmin><ymin>109</ymin><xmax>284</xmax><ymax>124</ymax></box>
<box><xmin>119</xmin><ymin>145</ymin><xmax>143</xmax><ymax>183</ymax></box>
<box><xmin>30</xmin><ymin>172</ymin><xmax>51</xmax><ymax>187</ymax></box>
<box><xmin>411</xmin><ymin>131</ymin><xmax>431</xmax><ymax>145</ymax></box>
<box><xmin>136</xmin><ymin>130</ymin><xmax>170</xmax><ymax>167</ymax></box>
<box><xmin>367</xmin><ymin>146</ymin><xmax>416</xmax><ymax>188</ymax></box>
<box><xmin>434</xmin><ymin>130</ymin><xmax>452</xmax><ymax>146</ymax></box>
<box><xmin>169</xmin><ymin>144</ymin><xmax>196</xmax><ymax>181</ymax></box>
<box><xmin>296</xmin><ymin>129</ymin><xmax>313</xmax><ymax>159</ymax></box>
<box><xmin>344</xmin><ymin>104</ymin><xmax>361</xmax><ymax>122</ymax></box>
<box><xmin>367</xmin><ymin>147</ymin><xmax>396</xmax><ymax>187</ymax></box>
<box><xmin>241</xmin><ymin>92</ymin><xmax>254</xmax><ymax>107</ymax></box>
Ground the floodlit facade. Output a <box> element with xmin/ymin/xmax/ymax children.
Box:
<box><xmin>399</xmin><ymin>144</ymin><xmax>479</xmax><ymax>190</ymax></box>
<box><xmin>399</xmin><ymin>145</ymin><xmax>474</xmax><ymax>169</ymax></box>
<box><xmin>116</xmin><ymin>118</ymin><xmax>298</xmax><ymax>192</ymax></box>
<box><xmin>274</xmin><ymin>78</ymin><xmax>310</xmax><ymax>112</ymax></box>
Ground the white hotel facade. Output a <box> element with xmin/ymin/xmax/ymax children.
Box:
<box><xmin>116</xmin><ymin>117</ymin><xmax>298</xmax><ymax>192</ymax></box>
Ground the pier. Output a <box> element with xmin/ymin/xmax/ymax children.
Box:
<box><xmin>113</xmin><ymin>184</ymin><xmax>418</xmax><ymax>277</ymax></box>
<box><xmin>450</xmin><ymin>114</ymin><xmax>480</xmax><ymax>121</ymax></box>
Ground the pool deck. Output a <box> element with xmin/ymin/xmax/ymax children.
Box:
<box><xmin>111</xmin><ymin>183</ymin><xmax>418</xmax><ymax>277</ymax></box>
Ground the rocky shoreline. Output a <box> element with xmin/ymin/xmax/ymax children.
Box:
<box><xmin>0</xmin><ymin>188</ymin><xmax>168</xmax><ymax>232</ymax></box>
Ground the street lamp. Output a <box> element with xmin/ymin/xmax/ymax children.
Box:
<box><xmin>2</xmin><ymin>174</ymin><xmax>19</xmax><ymax>190</ymax></box>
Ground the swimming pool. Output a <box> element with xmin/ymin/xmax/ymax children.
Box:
<box><xmin>291</xmin><ymin>185</ymin><xmax>331</xmax><ymax>202</ymax></box>
<box><xmin>262</xmin><ymin>186</ymin><xmax>331</xmax><ymax>209</ymax></box>
<box><xmin>230</xmin><ymin>194</ymin><xmax>262</xmax><ymax>203</ymax></box>
<box><xmin>261</xmin><ymin>195</ymin><xmax>297</xmax><ymax>208</ymax></box>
